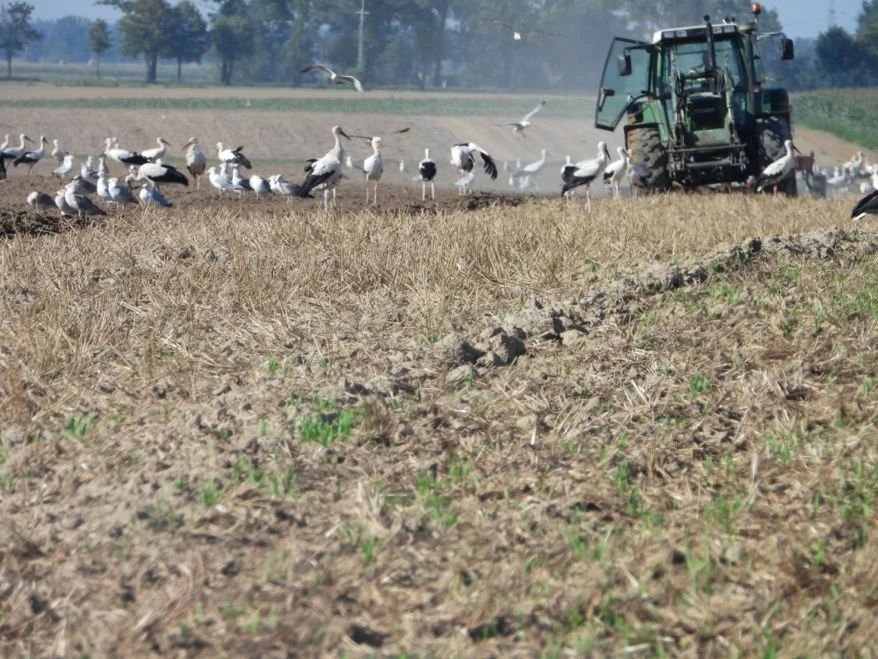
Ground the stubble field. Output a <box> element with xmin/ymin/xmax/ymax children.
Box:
<box><xmin>1</xmin><ymin>85</ymin><xmax>877</xmax><ymax>657</ymax></box>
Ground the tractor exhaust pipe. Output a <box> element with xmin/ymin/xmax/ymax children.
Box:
<box><xmin>704</xmin><ymin>15</ymin><xmax>716</xmax><ymax>74</ymax></box>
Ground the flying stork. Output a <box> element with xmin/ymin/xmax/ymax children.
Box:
<box><xmin>497</xmin><ymin>100</ymin><xmax>546</xmax><ymax>138</ymax></box>
<box><xmin>302</xmin><ymin>63</ymin><xmax>364</xmax><ymax>92</ymax></box>
<box><xmin>450</xmin><ymin>142</ymin><xmax>498</xmax><ymax>195</ymax></box>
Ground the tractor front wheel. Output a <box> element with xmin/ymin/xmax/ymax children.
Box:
<box><xmin>626</xmin><ymin>125</ymin><xmax>669</xmax><ymax>194</ymax></box>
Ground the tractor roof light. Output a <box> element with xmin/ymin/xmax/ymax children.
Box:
<box><xmin>751</xmin><ymin>3</ymin><xmax>762</xmax><ymax>16</ymax></box>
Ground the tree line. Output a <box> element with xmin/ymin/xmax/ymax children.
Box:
<box><xmin>1</xmin><ymin>0</ymin><xmax>877</xmax><ymax>91</ymax></box>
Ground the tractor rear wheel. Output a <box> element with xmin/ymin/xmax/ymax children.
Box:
<box><xmin>757</xmin><ymin>116</ymin><xmax>798</xmax><ymax>197</ymax></box>
<box><xmin>626</xmin><ymin>125</ymin><xmax>669</xmax><ymax>193</ymax></box>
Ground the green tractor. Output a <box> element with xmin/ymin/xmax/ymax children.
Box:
<box><xmin>595</xmin><ymin>3</ymin><xmax>797</xmax><ymax>194</ymax></box>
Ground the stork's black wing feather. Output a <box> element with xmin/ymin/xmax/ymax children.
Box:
<box><xmin>852</xmin><ymin>188</ymin><xmax>878</xmax><ymax>219</ymax></box>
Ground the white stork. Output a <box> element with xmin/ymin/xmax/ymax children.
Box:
<box><xmin>216</xmin><ymin>142</ymin><xmax>252</xmax><ymax>169</ymax></box>
<box><xmin>302</xmin><ymin>63</ymin><xmax>364</xmax><ymax>92</ymax></box>
<box><xmin>103</xmin><ymin>137</ymin><xmax>148</xmax><ymax>167</ymax></box>
<box><xmin>362</xmin><ymin>136</ymin><xmax>384</xmax><ymax>204</ymax></box>
<box><xmin>51</xmin><ymin>139</ymin><xmax>67</xmax><ymax>164</ymax></box>
<box><xmin>755</xmin><ymin>139</ymin><xmax>799</xmax><ymax>195</ymax></box>
<box><xmin>137</xmin><ymin>161</ymin><xmax>189</xmax><ymax>187</ymax></box>
<box><xmin>418</xmin><ymin>148</ymin><xmax>437</xmax><ymax>201</ymax></box>
<box><xmin>1</xmin><ymin>133</ymin><xmax>33</xmax><ymax>164</ymax></box>
<box><xmin>602</xmin><ymin>146</ymin><xmax>630</xmax><ymax>198</ymax></box>
<box><xmin>490</xmin><ymin>20</ymin><xmax>561</xmax><ymax>42</ymax></box>
<box><xmin>182</xmin><ymin>137</ymin><xmax>207</xmax><ymax>188</ymax></box>
<box><xmin>142</xmin><ymin>137</ymin><xmax>171</xmax><ymax>162</ymax></box>
<box><xmin>561</xmin><ymin>141</ymin><xmax>611</xmax><ymax>211</ymax></box>
<box><xmin>13</xmin><ymin>135</ymin><xmax>48</xmax><ymax>175</ymax></box>
<box><xmin>450</xmin><ymin>142</ymin><xmax>498</xmax><ymax>194</ymax></box>
<box><xmin>497</xmin><ymin>100</ymin><xmax>546</xmax><ymax>138</ymax></box>
<box><xmin>298</xmin><ymin>125</ymin><xmax>352</xmax><ymax>211</ymax></box>
<box><xmin>509</xmin><ymin>148</ymin><xmax>549</xmax><ymax>189</ymax></box>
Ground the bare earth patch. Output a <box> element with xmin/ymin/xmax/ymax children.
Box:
<box><xmin>2</xmin><ymin>180</ymin><xmax>877</xmax><ymax>656</ymax></box>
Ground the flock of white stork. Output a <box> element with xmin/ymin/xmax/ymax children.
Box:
<box><xmin>1</xmin><ymin>105</ymin><xmax>876</xmax><ymax>222</ymax></box>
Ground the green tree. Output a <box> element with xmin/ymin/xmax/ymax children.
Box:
<box><xmin>88</xmin><ymin>18</ymin><xmax>112</xmax><ymax>78</ymax></box>
<box><xmin>98</xmin><ymin>0</ymin><xmax>174</xmax><ymax>83</ymax></box>
<box><xmin>0</xmin><ymin>1</ymin><xmax>41</xmax><ymax>78</ymax></box>
<box><xmin>816</xmin><ymin>26</ymin><xmax>875</xmax><ymax>87</ymax></box>
<box><xmin>210</xmin><ymin>0</ymin><xmax>253</xmax><ymax>85</ymax></box>
<box><xmin>856</xmin><ymin>0</ymin><xmax>878</xmax><ymax>58</ymax></box>
<box><xmin>163</xmin><ymin>0</ymin><xmax>209</xmax><ymax>81</ymax></box>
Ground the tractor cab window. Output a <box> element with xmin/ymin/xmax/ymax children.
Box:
<box><xmin>657</xmin><ymin>37</ymin><xmax>745</xmax><ymax>92</ymax></box>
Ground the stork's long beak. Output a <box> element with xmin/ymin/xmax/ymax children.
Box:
<box><xmin>182</xmin><ymin>139</ymin><xmax>193</xmax><ymax>150</ymax></box>
<box><xmin>793</xmin><ymin>145</ymin><xmax>802</xmax><ymax>155</ymax></box>
<box><xmin>24</xmin><ymin>135</ymin><xmax>33</xmax><ymax>143</ymax></box>
<box><xmin>340</xmin><ymin>128</ymin><xmax>352</xmax><ymax>140</ymax></box>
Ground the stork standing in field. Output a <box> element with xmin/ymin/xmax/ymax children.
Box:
<box><xmin>1</xmin><ymin>133</ymin><xmax>34</xmax><ymax>166</ymax></box>
<box><xmin>182</xmin><ymin>137</ymin><xmax>207</xmax><ymax>188</ymax></box>
<box><xmin>755</xmin><ymin>139</ymin><xmax>799</xmax><ymax>195</ymax></box>
<box><xmin>137</xmin><ymin>160</ymin><xmax>189</xmax><ymax>187</ymax></box>
<box><xmin>302</xmin><ymin>63</ymin><xmax>364</xmax><ymax>92</ymax></box>
<box><xmin>104</xmin><ymin>137</ymin><xmax>148</xmax><ymax>167</ymax></box>
<box><xmin>362</xmin><ymin>136</ymin><xmax>384</xmax><ymax>205</ymax></box>
<box><xmin>627</xmin><ymin>161</ymin><xmax>649</xmax><ymax>197</ymax></box>
<box><xmin>602</xmin><ymin>146</ymin><xmax>630</xmax><ymax>198</ymax></box>
<box><xmin>561</xmin><ymin>141</ymin><xmax>611</xmax><ymax>211</ymax></box>
<box><xmin>509</xmin><ymin>148</ymin><xmax>549</xmax><ymax>189</ymax></box>
<box><xmin>418</xmin><ymin>148</ymin><xmax>437</xmax><ymax>201</ymax></box>
<box><xmin>142</xmin><ymin>137</ymin><xmax>171</xmax><ymax>162</ymax></box>
<box><xmin>497</xmin><ymin>100</ymin><xmax>546</xmax><ymax>138</ymax></box>
<box><xmin>217</xmin><ymin>142</ymin><xmax>252</xmax><ymax>169</ymax></box>
<box><xmin>852</xmin><ymin>188</ymin><xmax>878</xmax><ymax>222</ymax></box>
<box><xmin>51</xmin><ymin>139</ymin><xmax>67</xmax><ymax>164</ymax></box>
<box><xmin>298</xmin><ymin>125</ymin><xmax>352</xmax><ymax>211</ymax></box>
<box><xmin>13</xmin><ymin>135</ymin><xmax>48</xmax><ymax>175</ymax></box>
<box><xmin>450</xmin><ymin>142</ymin><xmax>498</xmax><ymax>194</ymax></box>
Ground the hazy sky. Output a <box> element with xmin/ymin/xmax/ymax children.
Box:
<box><xmin>27</xmin><ymin>0</ymin><xmax>860</xmax><ymax>40</ymax></box>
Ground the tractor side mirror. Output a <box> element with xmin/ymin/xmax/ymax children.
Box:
<box><xmin>781</xmin><ymin>38</ymin><xmax>794</xmax><ymax>60</ymax></box>
<box><xmin>617</xmin><ymin>53</ymin><xmax>632</xmax><ymax>77</ymax></box>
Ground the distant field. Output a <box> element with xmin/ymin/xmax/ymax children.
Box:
<box><xmin>794</xmin><ymin>89</ymin><xmax>878</xmax><ymax>152</ymax></box>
